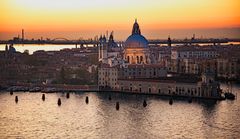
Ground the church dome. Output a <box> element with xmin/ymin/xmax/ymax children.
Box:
<box><xmin>125</xmin><ymin>19</ymin><xmax>148</xmax><ymax>48</ymax></box>
<box><xmin>125</xmin><ymin>34</ymin><xmax>148</xmax><ymax>48</ymax></box>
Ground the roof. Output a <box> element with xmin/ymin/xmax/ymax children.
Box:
<box><xmin>124</xmin><ymin>20</ymin><xmax>148</xmax><ymax>48</ymax></box>
<box><xmin>125</xmin><ymin>34</ymin><xmax>148</xmax><ymax>48</ymax></box>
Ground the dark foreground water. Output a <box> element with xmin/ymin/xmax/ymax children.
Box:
<box><xmin>0</xmin><ymin>85</ymin><xmax>240</xmax><ymax>139</ymax></box>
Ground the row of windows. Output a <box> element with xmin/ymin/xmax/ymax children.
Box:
<box><xmin>178</xmin><ymin>51</ymin><xmax>217</xmax><ymax>55</ymax></box>
<box><xmin>99</xmin><ymin>71</ymin><xmax>117</xmax><ymax>76</ymax></box>
<box><xmin>99</xmin><ymin>82</ymin><xmax>117</xmax><ymax>86</ymax></box>
<box><xmin>122</xmin><ymin>85</ymin><xmax>202</xmax><ymax>94</ymax></box>
<box><xmin>178</xmin><ymin>54</ymin><xmax>217</xmax><ymax>58</ymax></box>
<box><xmin>176</xmin><ymin>87</ymin><xmax>200</xmax><ymax>94</ymax></box>
<box><xmin>125</xmin><ymin>87</ymin><xmax>202</xmax><ymax>96</ymax></box>
<box><xmin>127</xmin><ymin>71</ymin><xmax>157</xmax><ymax>76</ymax></box>
<box><xmin>125</xmin><ymin>68</ymin><xmax>165</xmax><ymax>71</ymax></box>
<box><xmin>127</xmin><ymin>56</ymin><xmax>144</xmax><ymax>63</ymax></box>
<box><xmin>99</xmin><ymin>78</ymin><xmax>117</xmax><ymax>81</ymax></box>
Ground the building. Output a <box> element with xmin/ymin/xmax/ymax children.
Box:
<box><xmin>98</xmin><ymin>64</ymin><xmax>119</xmax><ymax>90</ymax></box>
<box><xmin>98</xmin><ymin>64</ymin><xmax>167</xmax><ymax>90</ymax></box>
<box><xmin>118</xmin><ymin>72</ymin><xmax>220</xmax><ymax>98</ymax></box>
<box><xmin>98</xmin><ymin>20</ymin><xmax>222</xmax><ymax>99</ymax></box>
<box><xmin>217</xmin><ymin>57</ymin><xmax>240</xmax><ymax>79</ymax></box>
<box><xmin>124</xmin><ymin>19</ymin><xmax>152</xmax><ymax>64</ymax></box>
<box><xmin>98</xmin><ymin>32</ymin><xmax>121</xmax><ymax>64</ymax></box>
<box><xmin>171</xmin><ymin>46</ymin><xmax>218</xmax><ymax>60</ymax></box>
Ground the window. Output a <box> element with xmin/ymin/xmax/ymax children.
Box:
<box><xmin>149</xmin><ymin>88</ymin><xmax>151</xmax><ymax>93</ymax></box>
<box><xmin>140</xmin><ymin>56</ymin><xmax>143</xmax><ymax>62</ymax></box>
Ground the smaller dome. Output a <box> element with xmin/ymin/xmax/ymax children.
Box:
<box><xmin>125</xmin><ymin>34</ymin><xmax>148</xmax><ymax>48</ymax></box>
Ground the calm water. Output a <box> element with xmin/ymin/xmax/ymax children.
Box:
<box><xmin>0</xmin><ymin>84</ymin><xmax>240</xmax><ymax>139</ymax></box>
<box><xmin>0</xmin><ymin>44</ymin><xmax>76</xmax><ymax>54</ymax></box>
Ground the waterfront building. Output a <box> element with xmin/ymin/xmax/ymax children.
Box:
<box><xmin>98</xmin><ymin>64</ymin><xmax>119</xmax><ymax>90</ymax></box>
<box><xmin>118</xmin><ymin>72</ymin><xmax>220</xmax><ymax>98</ymax></box>
<box><xmin>98</xmin><ymin>64</ymin><xmax>167</xmax><ymax>90</ymax></box>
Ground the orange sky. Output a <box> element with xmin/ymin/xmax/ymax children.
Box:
<box><xmin>0</xmin><ymin>0</ymin><xmax>240</xmax><ymax>40</ymax></box>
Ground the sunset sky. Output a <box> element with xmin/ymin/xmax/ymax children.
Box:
<box><xmin>0</xmin><ymin>0</ymin><xmax>240</xmax><ymax>40</ymax></box>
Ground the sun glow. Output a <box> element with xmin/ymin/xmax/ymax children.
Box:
<box><xmin>0</xmin><ymin>0</ymin><xmax>240</xmax><ymax>39</ymax></box>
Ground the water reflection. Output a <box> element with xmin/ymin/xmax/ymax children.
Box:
<box><xmin>0</xmin><ymin>90</ymin><xmax>239</xmax><ymax>138</ymax></box>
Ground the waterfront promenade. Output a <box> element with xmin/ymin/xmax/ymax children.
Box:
<box><xmin>1</xmin><ymin>83</ymin><xmax>226</xmax><ymax>100</ymax></box>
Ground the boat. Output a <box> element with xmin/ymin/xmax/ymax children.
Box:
<box><xmin>41</xmin><ymin>87</ymin><xmax>57</xmax><ymax>93</ymax></box>
<box><xmin>224</xmin><ymin>92</ymin><xmax>235</xmax><ymax>100</ymax></box>
<box><xmin>224</xmin><ymin>77</ymin><xmax>235</xmax><ymax>100</ymax></box>
<box><xmin>29</xmin><ymin>87</ymin><xmax>41</xmax><ymax>92</ymax></box>
<box><xmin>7</xmin><ymin>86</ymin><xmax>29</xmax><ymax>92</ymax></box>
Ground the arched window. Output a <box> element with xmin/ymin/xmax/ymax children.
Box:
<box><xmin>127</xmin><ymin>56</ymin><xmax>130</xmax><ymax>62</ymax></box>
<box><xmin>140</xmin><ymin>56</ymin><xmax>143</xmax><ymax>63</ymax></box>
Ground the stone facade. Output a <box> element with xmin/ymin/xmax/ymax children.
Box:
<box><xmin>171</xmin><ymin>47</ymin><xmax>218</xmax><ymax>60</ymax></box>
<box><xmin>97</xmin><ymin>20</ymin><xmax>223</xmax><ymax>99</ymax></box>
<box><xmin>217</xmin><ymin>58</ymin><xmax>240</xmax><ymax>79</ymax></box>
<box><xmin>98</xmin><ymin>64</ymin><xmax>167</xmax><ymax>90</ymax></box>
<box><xmin>118</xmin><ymin>73</ymin><xmax>220</xmax><ymax>98</ymax></box>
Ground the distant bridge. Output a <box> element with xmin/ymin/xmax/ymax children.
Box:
<box><xmin>52</xmin><ymin>38</ymin><xmax>70</xmax><ymax>41</ymax></box>
<box><xmin>1</xmin><ymin>38</ymin><xmax>240</xmax><ymax>47</ymax></box>
<box><xmin>148</xmin><ymin>39</ymin><xmax>231</xmax><ymax>45</ymax></box>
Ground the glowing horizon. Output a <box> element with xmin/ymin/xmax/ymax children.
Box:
<box><xmin>1</xmin><ymin>0</ymin><xmax>240</xmax><ymax>40</ymax></box>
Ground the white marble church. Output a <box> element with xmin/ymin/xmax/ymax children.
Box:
<box><xmin>98</xmin><ymin>19</ymin><xmax>154</xmax><ymax>66</ymax></box>
<box><xmin>97</xmin><ymin>20</ymin><xmax>221</xmax><ymax>99</ymax></box>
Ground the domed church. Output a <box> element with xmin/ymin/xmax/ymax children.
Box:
<box><xmin>124</xmin><ymin>19</ymin><xmax>151</xmax><ymax>64</ymax></box>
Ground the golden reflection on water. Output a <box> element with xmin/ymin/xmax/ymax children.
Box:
<box><xmin>0</xmin><ymin>89</ymin><xmax>240</xmax><ymax>139</ymax></box>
